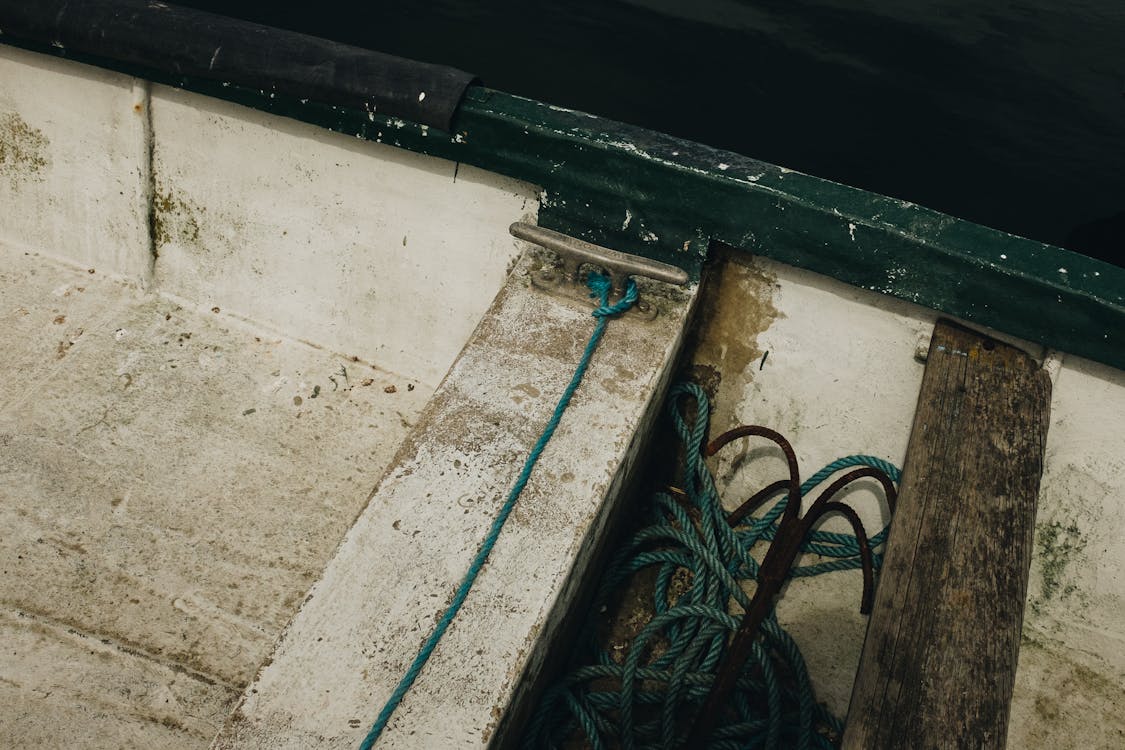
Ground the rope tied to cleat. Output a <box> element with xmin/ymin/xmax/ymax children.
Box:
<box><xmin>359</xmin><ymin>272</ymin><xmax>638</xmax><ymax>749</ymax></box>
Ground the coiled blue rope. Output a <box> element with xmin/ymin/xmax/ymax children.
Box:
<box><xmin>523</xmin><ymin>382</ymin><xmax>900</xmax><ymax>749</ymax></box>
<box><xmin>359</xmin><ymin>273</ymin><xmax>638</xmax><ymax>749</ymax></box>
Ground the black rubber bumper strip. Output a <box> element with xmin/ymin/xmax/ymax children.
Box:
<box><xmin>0</xmin><ymin>0</ymin><xmax>476</xmax><ymax>131</ymax></box>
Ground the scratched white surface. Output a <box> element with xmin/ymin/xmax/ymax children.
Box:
<box><xmin>0</xmin><ymin>45</ymin><xmax>151</xmax><ymax>282</ymax></box>
<box><xmin>149</xmin><ymin>85</ymin><xmax>538</xmax><ymax>389</ymax></box>
<box><xmin>2</xmin><ymin>39</ymin><xmax>1123</xmax><ymax>750</ymax></box>
<box><xmin>0</xmin><ymin>44</ymin><xmax>541</xmax><ymax>749</ymax></box>
<box><xmin>0</xmin><ymin>242</ymin><xmax>433</xmax><ymax>747</ymax></box>
<box><xmin>213</xmin><ymin>254</ymin><xmax>699</xmax><ymax>749</ymax></box>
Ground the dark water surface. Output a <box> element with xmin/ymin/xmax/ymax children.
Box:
<box><xmin>183</xmin><ymin>1</ymin><xmax>1124</xmax><ymax>266</ymax></box>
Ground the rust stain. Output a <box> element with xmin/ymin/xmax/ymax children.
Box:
<box><xmin>0</xmin><ymin>112</ymin><xmax>49</xmax><ymax>187</ymax></box>
<box><xmin>55</xmin><ymin>327</ymin><xmax>85</xmax><ymax>359</ymax></box>
<box><xmin>688</xmin><ymin>252</ymin><xmax>782</xmax><ymax>431</ymax></box>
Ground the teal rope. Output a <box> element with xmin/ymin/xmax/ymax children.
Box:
<box><xmin>523</xmin><ymin>382</ymin><xmax>900</xmax><ymax>749</ymax></box>
<box><xmin>359</xmin><ymin>273</ymin><xmax>638</xmax><ymax>749</ymax></box>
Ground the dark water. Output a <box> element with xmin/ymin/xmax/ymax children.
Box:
<box><xmin>183</xmin><ymin>1</ymin><xmax>1125</xmax><ymax>266</ymax></box>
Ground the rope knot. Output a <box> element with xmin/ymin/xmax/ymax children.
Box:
<box><xmin>588</xmin><ymin>273</ymin><xmax>639</xmax><ymax>317</ymax></box>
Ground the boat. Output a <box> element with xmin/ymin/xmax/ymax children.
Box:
<box><xmin>1</xmin><ymin>2</ymin><xmax>1122</xmax><ymax>748</ymax></box>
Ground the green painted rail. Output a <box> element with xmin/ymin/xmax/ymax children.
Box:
<box><xmin>3</xmin><ymin>36</ymin><xmax>1123</xmax><ymax>371</ymax></box>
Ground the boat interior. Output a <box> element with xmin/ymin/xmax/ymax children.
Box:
<box><xmin>2</xmin><ymin>30</ymin><xmax>1123</xmax><ymax>750</ymax></box>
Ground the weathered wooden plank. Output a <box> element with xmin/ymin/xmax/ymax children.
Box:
<box><xmin>842</xmin><ymin>320</ymin><xmax>1052</xmax><ymax>749</ymax></box>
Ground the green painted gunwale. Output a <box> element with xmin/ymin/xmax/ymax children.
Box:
<box><xmin>3</xmin><ymin>38</ymin><xmax>1123</xmax><ymax>370</ymax></box>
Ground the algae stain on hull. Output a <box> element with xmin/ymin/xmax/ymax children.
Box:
<box><xmin>1034</xmin><ymin>519</ymin><xmax>1087</xmax><ymax>604</ymax></box>
<box><xmin>151</xmin><ymin>186</ymin><xmax>202</xmax><ymax>249</ymax></box>
<box><xmin>689</xmin><ymin>251</ymin><xmax>782</xmax><ymax>432</ymax></box>
<box><xmin>0</xmin><ymin>112</ymin><xmax>49</xmax><ymax>187</ymax></box>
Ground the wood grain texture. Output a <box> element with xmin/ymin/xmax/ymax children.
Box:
<box><xmin>842</xmin><ymin>320</ymin><xmax>1052</xmax><ymax>750</ymax></box>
